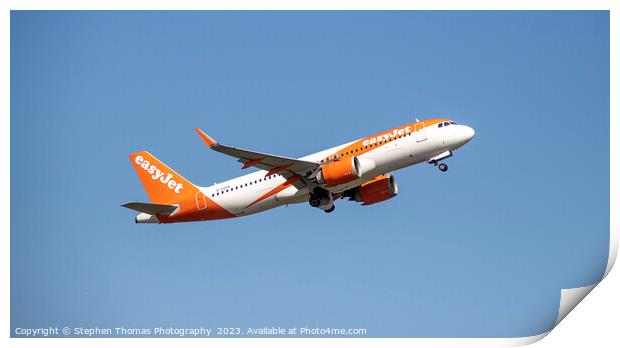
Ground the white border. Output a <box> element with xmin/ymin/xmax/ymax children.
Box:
<box><xmin>2</xmin><ymin>1</ymin><xmax>616</xmax><ymax>347</ymax></box>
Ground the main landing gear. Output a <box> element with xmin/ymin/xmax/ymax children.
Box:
<box><xmin>309</xmin><ymin>196</ymin><xmax>322</xmax><ymax>207</ymax></box>
<box><xmin>309</xmin><ymin>187</ymin><xmax>335</xmax><ymax>213</ymax></box>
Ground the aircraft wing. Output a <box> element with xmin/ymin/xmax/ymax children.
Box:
<box><xmin>195</xmin><ymin>128</ymin><xmax>320</xmax><ymax>180</ymax></box>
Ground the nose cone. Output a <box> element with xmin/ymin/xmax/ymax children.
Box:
<box><xmin>463</xmin><ymin>126</ymin><xmax>475</xmax><ymax>141</ymax></box>
<box><xmin>452</xmin><ymin>125</ymin><xmax>475</xmax><ymax>148</ymax></box>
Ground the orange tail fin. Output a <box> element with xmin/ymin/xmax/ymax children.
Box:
<box><xmin>128</xmin><ymin>151</ymin><xmax>198</xmax><ymax>204</ymax></box>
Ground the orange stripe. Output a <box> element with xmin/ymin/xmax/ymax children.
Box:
<box><xmin>246</xmin><ymin>175</ymin><xmax>301</xmax><ymax>208</ymax></box>
<box><xmin>241</xmin><ymin>157</ymin><xmax>266</xmax><ymax>169</ymax></box>
<box><xmin>320</xmin><ymin>119</ymin><xmax>448</xmax><ymax>163</ymax></box>
<box><xmin>265</xmin><ymin>164</ymin><xmax>292</xmax><ymax>177</ymax></box>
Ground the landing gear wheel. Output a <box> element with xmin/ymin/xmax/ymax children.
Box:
<box><xmin>309</xmin><ymin>196</ymin><xmax>321</xmax><ymax>207</ymax></box>
<box><xmin>324</xmin><ymin>206</ymin><xmax>335</xmax><ymax>213</ymax></box>
<box><xmin>438</xmin><ymin>163</ymin><xmax>448</xmax><ymax>172</ymax></box>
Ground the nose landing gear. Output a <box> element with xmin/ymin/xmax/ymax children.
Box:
<box><xmin>428</xmin><ymin>159</ymin><xmax>449</xmax><ymax>172</ymax></box>
<box><xmin>427</xmin><ymin>151</ymin><xmax>453</xmax><ymax>173</ymax></box>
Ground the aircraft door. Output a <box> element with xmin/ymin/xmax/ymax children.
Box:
<box><xmin>195</xmin><ymin>191</ymin><xmax>208</xmax><ymax>210</ymax></box>
<box><xmin>413</xmin><ymin>122</ymin><xmax>428</xmax><ymax>142</ymax></box>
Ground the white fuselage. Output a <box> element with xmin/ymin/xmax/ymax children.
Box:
<box><xmin>200</xmin><ymin>121</ymin><xmax>475</xmax><ymax>216</ymax></box>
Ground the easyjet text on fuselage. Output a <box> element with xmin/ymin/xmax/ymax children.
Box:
<box><xmin>362</xmin><ymin>126</ymin><xmax>411</xmax><ymax>146</ymax></box>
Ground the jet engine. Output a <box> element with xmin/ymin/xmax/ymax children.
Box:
<box><xmin>316</xmin><ymin>157</ymin><xmax>359</xmax><ymax>186</ymax></box>
<box><xmin>345</xmin><ymin>174</ymin><xmax>398</xmax><ymax>205</ymax></box>
<box><xmin>316</xmin><ymin>156</ymin><xmax>377</xmax><ymax>186</ymax></box>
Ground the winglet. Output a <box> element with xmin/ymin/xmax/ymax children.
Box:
<box><xmin>195</xmin><ymin>128</ymin><xmax>218</xmax><ymax>148</ymax></box>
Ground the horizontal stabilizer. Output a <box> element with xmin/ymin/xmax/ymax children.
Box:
<box><xmin>121</xmin><ymin>202</ymin><xmax>178</xmax><ymax>216</ymax></box>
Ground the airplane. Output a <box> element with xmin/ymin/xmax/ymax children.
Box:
<box><xmin>122</xmin><ymin>118</ymin><xmax>475</xmax><ymax>223</ymax></box>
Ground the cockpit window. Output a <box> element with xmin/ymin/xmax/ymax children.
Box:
<box><xmin>439</xmin><ymin>121</ymin><xmax>458</xmax><ymax>127</ymax></box>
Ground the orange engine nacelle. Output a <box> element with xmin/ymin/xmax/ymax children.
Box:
<box><xmin>317</xmin><ymin>157</ymin><xmax>360</xmax><ymax>186</ymax></box>
<box><xmin>355</xmin><ymin>174</ymin><xmax>398</xmax><ymax>205</ymax></box>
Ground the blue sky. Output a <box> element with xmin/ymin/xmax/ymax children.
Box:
<box><xmin>11</xmin><ymin>11</ymin><xmax>609</xmax><ymax>337</ymax></box>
